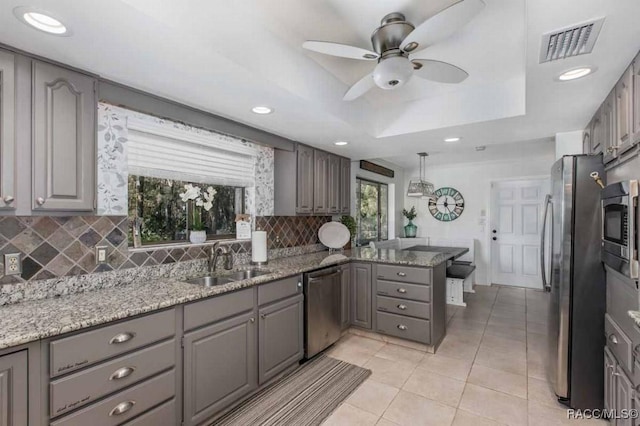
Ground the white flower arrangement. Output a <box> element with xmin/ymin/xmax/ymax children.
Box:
<box><xmin>179</xmin><ymin>184</ymin><xmax>217</xmax><ymax>231</ymax></box>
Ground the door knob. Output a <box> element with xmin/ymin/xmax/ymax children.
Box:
<box><xmin>492</xmin><ymin>237</ymin><xmax>497</xmax><ymax>241</ymax></box>
<box><xmin>492</xmin><ymin>229</ymin><xmax>497</xmax><ymax>233</ymax></box>
<box><xmin>36</xmin><ymin>197</ymin><xmax>45</xmax><ymax>206</ymax></box>
<box><xmin>3</xmin><ymin>196</ymin><xmax>14</xmax><ymax>204</ymax></box>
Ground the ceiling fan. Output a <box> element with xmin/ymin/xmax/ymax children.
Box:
<box><xmin>302</xmin><ymin>0</ymin><xmax>485</xmax><ymax>101</ymax></box>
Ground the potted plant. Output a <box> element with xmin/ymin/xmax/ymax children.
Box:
<box><xmin>340</xmin><ymin>215</ymin><xmax>357</xmax><ymax>249</ymax></box>
<box><xmin>180</xmin><ymin>184</ymin><xmax>217</xmax><ymax>244</ymax></box>
<box><xmin>403</xmin><ymin>206</ymin><xmax>418</xmax><ymax>238</ymax></box>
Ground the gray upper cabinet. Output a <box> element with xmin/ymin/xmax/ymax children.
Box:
<box><xmin>32</xmin><ymin>60</ymin><xmax>96</xmax><ymax>212</ymax></box>
<box><xmin>591</xmin><ymin>107</ymin><xmax>603</xmax><ymax>154</ymax></box>
<box><xmin>582</xmin><ymin>126</ymin><xmax>591</xmax><ymax>154</ymax></box>
<box><xmin>0</xmin><ymin>350</ymin><xmax>28</xmax><ymax>426</ymax></box>
<box><xmin>633</xmin><ymin>53</ymin><xmax>640</xmax><ymax>145</ymax></box>
<box><xmin>258</xmin><ymin>295</ymin><xmax>303</xmax><ymax>384</ymax></box>
<box><xmin>340</xmin><ymin>265</ymin><xmax>351</xmax><ymax>330</ymax></box>
<box><xmin>313</xmin><ymin>150</ymin><xmax>329</xmax><ymax>214</ymax></box>
<box><xmin>0</xmin><ymin>51</ymin><xmax>16</xmax><ymax>211</ymax></box>
<box><xmin>602</xmin><ymin>89</ymin><xmax>617</xmax><ymax>163</ymax></box>
<box><xmin>296</xmin><ymin>145</ymin><xmax>314</xmax><ymax>214</ymax></box>
<box><xmin>351</xmin><ymin>262</ymin><xmax>372</xmax><ymax>329</ymax></box>
<box><xmin>615</xmin><ymin>65</ymin><xmax>633</xmax><ymax>155</ymax></box>
<box><xmin>340</xmin><ymin>158</ymin><xmax>351</xmax><ymax>214</ymax></box>
<box><xmin>328</xmin><ymin>154</ymin><xmax>341</xmax><ymax>214</ymax></box>
<box><xmin>183</xmin><ymin>311</ymin><xmax>257</xmax><ymax>426</ymax></box>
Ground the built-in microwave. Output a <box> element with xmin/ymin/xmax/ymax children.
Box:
<box><xmin>602</xmin><ymin>180</ymin><xmax>638</xmax><ymax>279</ymax></box>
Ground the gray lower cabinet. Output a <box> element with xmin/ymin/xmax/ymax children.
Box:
<box><xmin>351</xmin><ymin>263</ymin><xmax>372</xmax><ymax>329</ymax></box>
<box><xmin>0</xmin><ymin>350</ymin><xmax>28</xmax><ymax>426</ymax></box>
<box><xmin>258</xmin><ymin>295</ymin><xmax>303</xmax><ymax>384</ymax></box>
<box><xmin>615</xmin><ymin>364</ymin><xmax>634</xmax><ymax>426</ymax></box>
<box><xmin>183</xmin><ymin>310</ymin><xmax>257</xmax><ymax>426</ymax></box>
<box><xmin>32</xmin><ymin>60</ymin><xmax>96</xmax><ymax>211</ymax></box>
<box><xmin>0</xmin><ymin>50</ymin><xmax>16</xmax><ymax>212</ymax></box>
<box><xmin>633</xmin><ymin>53</ymin><xmax>640</xmax><ymax>145</ymax></box>
<box><xmin>604</xmin><ymin>347</ymin><xmax>616</xmax><ymax>412</ymax></box>
<box><xmin>340</xmin><ymin>265</ymin><xmax>351</xmax><ymax>330</ymax></box>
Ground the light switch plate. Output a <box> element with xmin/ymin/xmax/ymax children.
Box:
<box><xmin>95</xmin><ymin>246</ymin><xmax>108</xmax><ymax>265</ymax></box>
<box><xmin>4</xmin><ymin>253</ymin><xmax>22</xmax><ymax>276</ymax></box>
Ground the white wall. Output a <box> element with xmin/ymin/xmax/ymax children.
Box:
<box><xmin>352</xmin><ymin>159</ymin><xmax>405</xmax><ymax>239</ymax></box>
<box><xmin>555</xmin><ymin>130</ymin><xmax>584</xmax><ymax>159</ymax></box>
<box><xmin>403</xmin><ymin>156</ymin><xmax>554</xmax><ymax>284</ymax></box>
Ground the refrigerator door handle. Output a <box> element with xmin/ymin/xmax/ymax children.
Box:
<box><xmin>540</xmin><ymin>194</ymin><xmax>552</xmax><ymax>292</ymax></box>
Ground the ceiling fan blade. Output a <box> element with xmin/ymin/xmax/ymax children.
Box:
<box><xmin>343</xmin><ymin>73</ymin><xmax>375</xmax><ymax>101</ymax></box>
<box><xmin>302</xmin><ymin>41</ymin><xmax>379</xmax><ymax>61</ymax></box>
<box><xmin>400</xmin><ymin>0</ymin><xmax>485</xmax><ymax>53</ymax></box>
<box><xmin>411</xmin><ymin>59</ymin><xmax>469</xmax><ymax>83</ymax></box>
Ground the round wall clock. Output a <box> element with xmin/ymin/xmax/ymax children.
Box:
<box><xmin>428</xmin><ymin>187</ymin><xmax>465</xmax><ymax>222</ymax></box>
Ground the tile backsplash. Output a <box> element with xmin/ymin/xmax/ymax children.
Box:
<box><xmin>0</xmin><ymin>215</ymin><xmax>332</xmax><ymax>286</ymax></box>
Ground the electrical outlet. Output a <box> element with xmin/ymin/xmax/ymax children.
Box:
<box><xmin>95</xmin><ymin>246</ymin><xmax>108</xmax><ymax>265</ymax></box>
<box><xmin>4</xmin><ymin>253</ymin><xmax>22</xmax><ymax>276</ymax></box>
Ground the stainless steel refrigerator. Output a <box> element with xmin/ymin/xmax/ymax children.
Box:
<box><xmin>541</xmin><ymin>154</ymin><xmax>605</xmax><ymax>409</ymax></box>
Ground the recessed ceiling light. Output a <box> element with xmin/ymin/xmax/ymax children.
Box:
<box><xmin>558</xmin><ymin>67</ymin><xmax>594</xmax><ymax>81</ymax></box>
<box><xmin>14</xmin><ymin>7</ymin><xmax>69</xmax><ymax>35</ymax></box>
<box><xmin>251</xmin><ymin>106</ymin><xmax>273</xmax><ymax>115</ymax></box>
<box><xmin>334</xmin><ymin>141</ymin><xmax>348</xmax><ymax>146</ymax></box>
<box><xmin>444</xmin><ymin>137</ymin><xmax>461</xmax><ymax>143</ymax></box>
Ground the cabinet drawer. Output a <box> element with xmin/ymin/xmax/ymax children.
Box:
<box><xmin>606</xmin><ymin>271</ymin><xmax>640</xmax><ymax>348</ymax></box>
<box><xmin>377</xmin><ymin>280</ymin><xmax>430</xmax><ymax>302</ymax></box>
<box><xmin>50</xmin><ymin>309</ymin><xmax>175</xmax><ymax>377</ymax></box>
<box><xmin>184</xmin><ymin>288</ymin><xmax>254</xmax><ymax>331</ymax></box>
<box><xmin>605</xmin><ymin>313</ymin><xmax>634</xmax><ymax>374</ymax></box>
<box><xmin>376</xmin><ymin>264</ymin><xmax>431</xmax><ymax>285</ymax></box>
<box><xmin>376</xmin><ymin>311</ymin><xmax>430</xmax><ymax>344</ymax></box>
<box><xmin>122</xmin><ymin>398</ymin><xmax>176</xmax><ymax>426</ymax></box>
<box><xmin>377</xmin><ymin>295</ymin><xmax>430</xmax><ymax>320</ymax></box>
<box><xmin>50</xmin><ymin>369</ymin><xmax>175</xmax><ymax>426</ymax></box>
<box><xmin>50</xmin><ymin>339</ymin><xmax>175</xmax><ymax>417</ymax></box>
<box><xmin>258</xmin><ymin>276</ymin><xmax>301</xmax><ymax>306</ymax></box>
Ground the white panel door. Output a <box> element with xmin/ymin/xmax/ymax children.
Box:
<box><xmin>491</xmin><ymin>179</ymin><xmax>549</xmax><ymax>288</ymax></box>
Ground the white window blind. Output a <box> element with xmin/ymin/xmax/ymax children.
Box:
<box><xmin>126</xmin><ymin>117</ymin><xmax>256</xmax><ymax>187</ymax></box>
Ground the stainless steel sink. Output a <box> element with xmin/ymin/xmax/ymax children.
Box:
<box><xmin>184</xmin><ymin>276</ymin><xmax>235</xmax><ymax>287</ymax></box>
<box><xmin>227</xmin><ymin>269</ymin><xmax>271</xmax><ymax>281</ymax></box>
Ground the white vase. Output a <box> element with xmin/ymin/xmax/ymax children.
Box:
<box><xmin>189</xmin><ymin>230</ymin><xmax>207</xmax><ymax>244</ymax></box>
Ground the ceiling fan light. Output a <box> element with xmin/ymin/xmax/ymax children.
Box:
<box><xmin>373</xmin><ymin>56</ymin><xmax>413</xmax><ymax>90</ymax></box>
<box><xmin>404</xmin><ymin>42</ymin><xmax>419</xmax><ymax>52</ymax></box>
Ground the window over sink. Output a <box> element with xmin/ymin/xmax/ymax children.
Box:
<box><xmin>356</xmin><ymin>178</ymin><xmax>389</xmax><ymax>246</ymax></box>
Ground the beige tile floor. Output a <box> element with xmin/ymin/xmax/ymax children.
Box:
<box><xmin>322</xmin><ymin>285</ymin><xmax>608</xmax><ymax>426</ymax></box>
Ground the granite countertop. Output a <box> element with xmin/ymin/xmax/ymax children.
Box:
<box><xmin>628</xmin><ymin>310</ymin><xmax>640</xmax><ymax>328</ymax></box>
<box><xmin>0</xmin><ymin>246</ymin><xmax>464</xmax><ymax>350</ymax></box>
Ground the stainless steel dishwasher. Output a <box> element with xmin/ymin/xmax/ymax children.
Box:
<box><xmin>304</xmin><ymin>266</ymin><xmax>342</xmax><ymax>359</ymax></box>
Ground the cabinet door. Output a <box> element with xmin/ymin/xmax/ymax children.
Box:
<box><xmin>340</xmin><ymin>158</ymin><xmax>351</xmax><ymax>214</ymax></box>
<box><xmin>615</xmin><ymin>66</ymin><xmax>633</xmax><ymax>154</ymax></box>
<box><xmin>633</xmin><ymin>53</ymin><xmax>640</xmax><ymax>145</ymax></box>
<box><xmin>258</xmin><ymin>295</ymin><xmax>303</xmax><ymax>384</ymax></box>
<box><xmin>296</xmin><ymin>145</ymin><xmax>314</xmax><ymax>214</ymax></box>
<box><xmin>328</xmin><ymin>155</ymin><xmax>341</xmax><ymax>214</ymax></box>
<box><xmin>32</xmin><ymin>60</ymin><xmax>96</xmax><ymax>211</ymax></box>
<box><xmin>603</xmin><ymin>89</ymin><xmax>618</xmax><ymax>163</ymax></box>
<box><xmin>582</xmin><ymin>126</ymin><xmax>591</xmax><ymax>154</ymax></box>
<box><xmin>351</xmin><ymin>262</ymin><xmax>372</xmax><ymax>329</ymax></box>
<box><xmin>591</xmin><ymin>109</ymin><xmax>603</xmax><ymax>154</ymax></box>
<box><xmin>615</xmin><ymin>364</ymin><xmax>634</xmax><ymax>426</ymax></box>
<box><xmin>340</xmin><ymin>265</ymin><xmax>351</xmax><ymax>330</ymax></box>
<box><xmin>183</xmin><ymin>311</ymin><xmax>257</xmax><ymax>426</ymax></box>
<box><xmin>604</xmin><ymin>347</ymin><xmax>616</xmax><ymax>412</ymax></box>
<box><xmin>314</xmin><ymin>150</ymin><xmax>329</xmax><ymax>214</ymax></box>
<box><xmin>0</xmin><ymin>51</ymin><xmax>16</xmax><ymax>211</ymax></box>
<box><xmin>0</xmin><ymin>351</ymin><xmax>28</xmax><ymax>426</ymax></box>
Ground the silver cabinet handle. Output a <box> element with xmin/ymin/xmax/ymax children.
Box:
<box><xmin>109</xmin><ymin>367</ymin><xmax>135</xmax><ymax>381</ymax></box>
<box><xmin>109</xmin><ymin>332</ymin><xmax>135</xmax><ymax>345</ymax></box>
<box><xmin>397</xmin><ymin>288</ymin><xmax>407</xmax><ymax>294</ymax></box>
<box><xmin>36</xmin><ymin>197</ymin><xmax>45</xmax><ymax>206</ymax></box>
<box><xmin>607</xmin><ymin>146</ymin><xmax>619</xmax><ymax>154</ymax></box>
<box><xmin>249</xmin><ymin>317</ymin><xmax>255</xmax><ymax>323</ymax></box>
<box><xmin>397</xmin><ymin>272</ymin><xmax>407</xmax><ymax>277</ymax></box>
<box><xmin>608</xmin><ymin>334</ymin><xmax>619</xmax><ymax>345</ymax></box>
<box><xmin>3</xmin><ymin>196</ymin><xmax>14</xmax><ymax>204</ymax></box>
<box><xmin>109</xmin><ymin>400</ymin><xmax>136</xmax><ymax>416</ymax></box>
<box><xmin>397</xmin><ymin>324</ymin><xmax>408</xmax><ymax>331</ymax></box>
<box><xmin>261</xmin><ymin>313</ymin><xmax>266</xmax><ymax>319</ymax></box>
<box><xmin>297</xmin><ymin>282</ymin><xmax>302</xmax><ymax>289</ymax></box>
<box><xmin>397</xmin><ymin>304</ymin><xmax>407</xmax><ymax>310</ymax></box>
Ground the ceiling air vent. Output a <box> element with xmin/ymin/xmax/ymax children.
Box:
<box><xmin>539</xmin><ymin>17</ymin><xmax>604</xmax><ymax>63</ymax></box>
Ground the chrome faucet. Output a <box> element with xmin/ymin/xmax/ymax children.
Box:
<box><xmin>208</xmin><ymin>242</ymin><xmax>233</xmax><ymax>273</ymax></box>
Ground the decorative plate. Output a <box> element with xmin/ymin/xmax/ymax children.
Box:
<box><xmin>318</xmin><ymin>222</ymin><xmax>351</xmax><ymax>249</ymax></box>
<box><xmin>428</xmin><ymin>187</ymin><xmax>465</xmax><ymax>222</ymax></box>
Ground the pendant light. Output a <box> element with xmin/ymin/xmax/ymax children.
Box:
<box><xmin>407</xmin><ymin>152</ymin><xmax>435</xmax><ymax>199</ymax></box>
